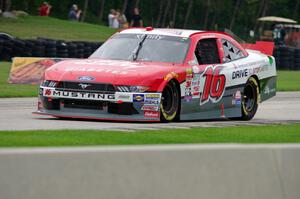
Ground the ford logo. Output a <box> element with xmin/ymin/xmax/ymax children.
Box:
<box><xmin>78</xmin><ymin>76</ymin><xmax>95</xmax><ymax>81</ymax></box>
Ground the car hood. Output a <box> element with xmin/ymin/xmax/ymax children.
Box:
<box><xmin>45</xmin><ymin>59</ymin><xmax>184</xmax><ymax>86</ymax></box>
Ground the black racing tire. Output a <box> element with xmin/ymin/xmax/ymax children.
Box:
<box><xmin>160</xmin><ymin>80</ymin><xmax>180</xmax><ymax>122</ymax></box>
<box><xmin>241</xmin><ymin>77</ymin><xmax>259</xmax><ymax>120</ymax></box>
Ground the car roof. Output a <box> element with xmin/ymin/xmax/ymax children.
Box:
<box><xmin>120</xmin><ymin>28</ymin><xmax>204</xmax><ymax>38</ymax></box>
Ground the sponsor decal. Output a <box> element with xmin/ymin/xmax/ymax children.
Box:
<box><xmin>232</xmin><ymin>90</ymin><xmax>242</xmax><ymax>105</ymax></box>
<box><xmin>67</xmin><ymin>68</ymin><xmax>128</xmax><ymax>75</ymax></box>
<box><xmin>39</xmin><ymin>88</ymin><xmax>44</xmax><ymax>95</ymax></box>
<box><xmin>192</xmin><ymin>65</ymin><xmax>200</xmax><ymax>74</ymax></box>
<box><xmin>192</xmin><ymin>80</ymin><xmax>200</xmax><ymax>86</ymax></box>
<box><xmin>144</xmin><ymin>111</ymin><xmax>160</xmax><ymax>118</ymax></box>
<box><xmin>186</xmin><ymin>68</ymin><xmax>193</xmax><ymax>75</ymax></box>
<box><xmin>184</xmin><ymin>88</ymin><xmax>192</xmax><ymax>98</ymax></box>
<box><xmin>144</xmin><ymin>93</ymin><xmax>161</xmax><ymax>105</ymax></box>
<box><xmin>263</xmin><ymin>86</ymin><xmax>276</xmax><ymax>95</ymax></box>
<box><xmin>137</xmin><ymin>34</ymin><xmax>164</xmax><ymax>40</ymax></box>
<box><xmin>118</xmin><ymin>95</ymin><xmax>131</xmax><ymax>99</ymax></box>
<box><xmin>192</xmin><ymin>91</ymin><xmax>200</xmax><ymax>96</ymax></box>
<box><xmin>232</xmin><ymin>66</ymin><xmax>268</xmax><ymax>80</ymax></box>
<box><xmin>78</xmin><ymin>76</ymin><xmax>95</xmax><ymax>81</ymax></box>
<box><xmin>66</xmin><ymin>60</ymin><xmax>146</xmax><ymax>76</ymax></box>
<box><xmin>164</xmin><ymin>72</ymin><xmax>179</xmax><ymax>81</ymax></box>
<box><xmin>144</xmin><ymin>100</ymin><xmax>160</xmax><ymax>105</ymax></box>
<box><xmin>141</xmin><ymin>105</ymin><xmax>159</xmax><ymax>111</ymax></box>
<box><xmin>186</xmin><ymin>74</ymin><xmax>193</xmax><ymax>79</ymax></box>
<box><xmin>193</xmin><ymin>86</ymin><xmax>200</xmax><ymax>92</ymax></box>
<box><xmin>184</xmin><ymin>95</ymin><xmax>193</xmax><ymax>102</ymax></box>
<box><xmin>232</xmin><ymin>69</ymin><xmax>248</xmax><ymax>80</ymax></box>
<box><xmin>115</xmin><ymin>93</ymin><xmax>133</xmax><ymax>102</ymax></box>
<box><xmin>250</xmin><ymin>66</ymin><xmax>268</xmax><ymax>74</ymax></box>
<box><xmin>184</xmin><ymin>71</ymin><xmax>192</xmax><ymax>98</ymax></box>
<box><xmin>133</xmin><ymin>94</ymin><xmax>144</xmax><ymax>102</ymax></box>
<box><xmin>145</xmin><ymin>94</ymin><xmax>160</xmax><ymax>99</ymax></box>
<box><xmin>72</xmin><ymin>60</ymin><xmax>141</xmax><ymax>68</ymax></box>
<box><xmin>268</xmin><ymin>56</ymin><xmax>274</xmax><ymax>65</ymax></box>
<box><xmin>43</xmin><ymin>89</ymin><xmax>115</xmax><ymax>101</ymax></box>
<box><xmin>234</xmin><ymin>60</ymin><xmax>266</xmax><ymax>69</ymax></box>
<box><xmin>159</xmin><ymin>29</ymin><xmax>183</xmax><ymax>35</ymax></box>
<box><xmin>185</xmin><ymin>81</ymin><xmax>191</xmax><ymax>88</ymax></box>
<box><xmin>220</xmin><ymin>103</ymin><xmax>225</xmax><ymax>118</ymax></box>
<box><xmin>188</xmin><ymin>59</ymin><xmax>198</xmax><ymax>66</ymax></box>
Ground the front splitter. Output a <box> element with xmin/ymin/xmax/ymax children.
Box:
<box><xmin>33</xmin><ymin>110</ymin><xmax>161</xmax><ymax>122</ymax></box>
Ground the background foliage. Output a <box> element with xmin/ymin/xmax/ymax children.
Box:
<box><xmin>1</xmin><ymin>0</ymin><xmax>300</xmax><ymax>40</ymax></box>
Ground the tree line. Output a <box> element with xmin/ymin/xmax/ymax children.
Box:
<box><xmin>1</xmin><ymin>0</ymin><xmax>300</xmax><ymax>40</ymax></box>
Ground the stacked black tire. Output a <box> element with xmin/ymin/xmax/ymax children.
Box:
<box><xmin>0</xmin><ymin>33</ymin><xmax>103</xmax><ymax>61</ymax></box>
<box><xmin>0</xmin><ymin>33</ymin><xmax>14</xmax><ymax>61</ymax></box>
<box><xmin>295</xmin><ymin>49</ymin><xmax>300</xmax><ymax>70</ymax></box>
<box><xmin>273</xmin><ymin>45</ymin><xmax>300</xmax><ymax>70</ymax></box>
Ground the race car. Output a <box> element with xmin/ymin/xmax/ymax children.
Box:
<box><xmin>34</xmin><ymin>27</ymin><xmax>277</xmax><ymax>122</ymax></box>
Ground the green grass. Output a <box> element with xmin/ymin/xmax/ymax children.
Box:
<box><xmin>277</xmin><ymin>71</ymin><xmax>300</xmax><ymax>91</ymax></box>
<box><xmin>0</xmin><ymin>124</ymin><xmax>300</xmax><ymax>147</ymax></box>
<box><xmin>0</xmin><ymin>16</ymin><xmax>116</xmax><ymax>41</ymax></box>
<box><xmin>0</xmin><ymin>62</ymin><xmax>38</xmax><ymax>97</ymax></box>
<box><xmin>1</xmin><ymin>61</ymin><xmax>300</xmax><ymax>97</ymax></box>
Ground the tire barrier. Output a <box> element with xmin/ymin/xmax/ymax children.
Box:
<box><xmin>0</xmin><ymin>33</ymin><xmax>103</xmax><ymax>61</ymax></box>
<box><xmin>273</xmin><ymin>45</ymin><xmax>300</xmax><ymax>70</ymax></box>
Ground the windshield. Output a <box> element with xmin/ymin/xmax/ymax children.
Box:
<box><xmin>89</xmin><ymin>33</ymin><xmax>190</xmax><ymax>63</ymax></box>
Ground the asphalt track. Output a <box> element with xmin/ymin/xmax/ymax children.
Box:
<box><xmin>0</xmin><ymin>92</ymin><xmax>299</xmax><ymax>131</ymax></box>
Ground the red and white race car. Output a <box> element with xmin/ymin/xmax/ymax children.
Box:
<box><xmin>35</xmin><ymin>28</ymin><xmax>276</xmax><ymax>122</ymax></box>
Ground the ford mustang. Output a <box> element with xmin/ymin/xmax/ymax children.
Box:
<box><xmin>34</xmin><ymin>28</ymin><xmax>277</xmax><ymax>122</ymax></box>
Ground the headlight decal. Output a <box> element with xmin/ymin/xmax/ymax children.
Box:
<box><xmin>116</xmin><ymin>85</ymin><xmax>149</xmax><ymax>92</ymax></box>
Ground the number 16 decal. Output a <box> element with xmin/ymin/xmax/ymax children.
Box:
<box><xmin>200</xmin><ymin>65</ymin><xmax>226</xmax><ymax>105</ymax></box>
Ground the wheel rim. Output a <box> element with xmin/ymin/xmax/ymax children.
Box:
<box><xmin>161</xmin><ymin>83</ymin><xmax>179</xmax><ymax>118</ymax></box>
<box><xmin>243</xmin><ymin>83</ymin><xmax>256</xmax><ymax>112</ymax></box>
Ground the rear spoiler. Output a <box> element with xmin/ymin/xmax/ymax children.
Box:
<box><xmin>241</xmin><ymin>41</ymin><xmax>274</xmax><ymax>56</ymax></box>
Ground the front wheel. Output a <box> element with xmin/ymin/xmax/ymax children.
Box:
<box><xmin>241</xmin><ymin>77</ymin><xmax>259</xmax><ymax>120</ymax></box>
<box><xmin>160</xmin><ymin>81</ymin><xmax>180</xmax><ymax>122</ymax></box>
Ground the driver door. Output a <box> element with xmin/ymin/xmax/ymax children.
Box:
<box><xmin>181</xmin><ymin>37</ymin><xmax>227</xmax><ymax>120</ymax></box>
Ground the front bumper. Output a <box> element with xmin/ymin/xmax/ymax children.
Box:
<box><xmin>34</xmin><ymin>86</ymin><xmax>162</xmax><ymax>122</ymax></box>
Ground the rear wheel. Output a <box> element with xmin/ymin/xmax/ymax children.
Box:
<box><xmin>241</xmin><ymin>77</ymin><xmax>259</xmax><ymax>120</ymax></box>
<box><xmin>160</xmin><ymin>81</ymin><xmax>180</xmax><ymax>122</ymax></box>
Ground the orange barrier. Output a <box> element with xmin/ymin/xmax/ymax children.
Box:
<box><xmin>8</xmin><ymin>57</ymin><xmax>66</xmax><ymax>84</ymax></box>
<box><xmin>242</xmin><ymin>41</ymin><xmax>275</xmax><ymax>56</ymax></box>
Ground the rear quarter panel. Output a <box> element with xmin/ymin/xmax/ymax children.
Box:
<box><xmin>224</xmin><ymin>50</ymin><xmax>277</xmax><ymax>102</ymax></box>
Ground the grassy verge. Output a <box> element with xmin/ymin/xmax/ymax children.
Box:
<box><xmin>0</xmin><ymin>124</ymin><xmax>300</xmax><ymax>147</ymax></box>
<box><xmin>1</xmin><ymin>61</ymin><xmax>300</xmax><ymax>97</ymax></box>
<box><xmin>0</xmin><ymin>62</ymin><xmax>38</xmax><ymax>97</ymax></box>
<box><xmin>276</xmin><ymin>71</ymin><xmax>300</xmax><ymax>91</ymax></box>
<box><xmin>0</xmin><ymin>16</ymin><xmax>116</xmax><ymax>41</ymax></box>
